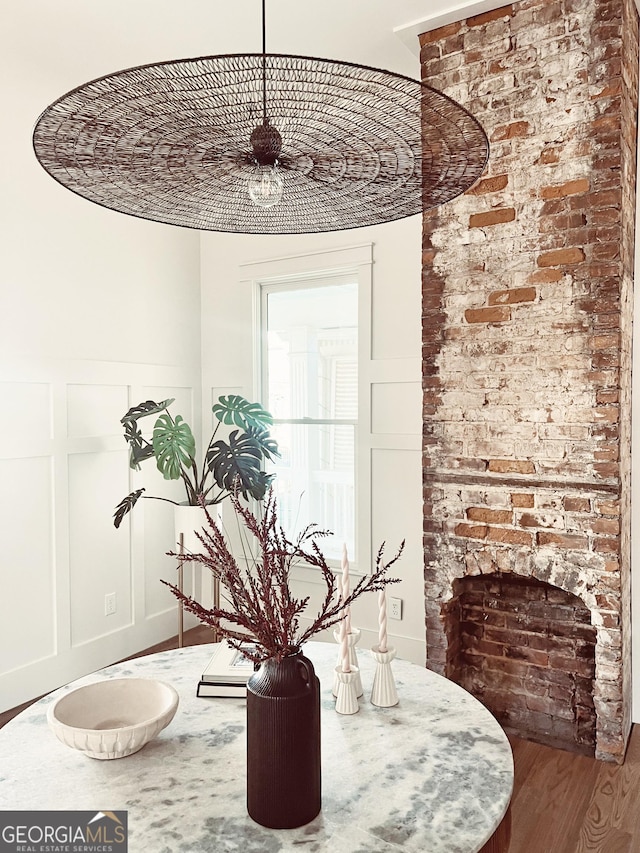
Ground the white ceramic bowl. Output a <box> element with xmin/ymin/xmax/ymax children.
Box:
<box><xmin>47</xmin><ymin>678</ymin><xmax>179</xmax><ymax>760</ymax></box>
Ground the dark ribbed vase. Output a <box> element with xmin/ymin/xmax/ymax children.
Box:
<box><xmin>246</xmin><ymin>650</ymin><xmax>321</xmax><ymax>829</ymax></box>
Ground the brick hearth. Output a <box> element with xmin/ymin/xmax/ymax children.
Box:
<box><xmin>420</xmin><ymin>0</ymin><xmax>638</xmax><ymax>763</ymax></box>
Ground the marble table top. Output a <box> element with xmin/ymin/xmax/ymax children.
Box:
<box><xmin>0</xmin><ymin>641</ymin><xmax>513</xmax><ymax>853</ymax></box>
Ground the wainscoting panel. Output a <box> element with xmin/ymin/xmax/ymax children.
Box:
<box><xmin>371</xmin><ymin>448</ymin><xmax>422</xmax><ymax>559</ymax></box>
<box><xmin>371</xmin><ymin>446</ymin><xmax>424</xmax><ymax>657</ymax></box>
<box><xmin>371</xmin><ymin>380</ymin><xmax>422</xmax><ymax>435</ymax></box>
<box><xmin>68</xmin><ymin>449</ymin><xmax>132</xmax><ymax>646</ymax></box>
<box><xmin>0</xmin><ymin>456</ymin><xmax>55</xmax><ymax>674</ymax></box>
<box><xmin>67</xmin><ymin>383</ymin><xmax>129</xmax><ymax>439</ymax></box>
<box><xmin>142</xmin><ymin>470</ymin><xmax>187</xmax><ymax>619</ymax></box>
<box><xmin>0</xmin><ymin>382</ymin><xmax>51</xmax><ymax>442</ymax></box>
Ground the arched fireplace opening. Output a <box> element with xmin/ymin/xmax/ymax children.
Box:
<box><xmin>441</xmin><ymin>572</ymin><xmax>597</xmax><ymax>756</ymax></box>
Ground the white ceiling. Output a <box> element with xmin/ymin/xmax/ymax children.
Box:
<box><xmin>6</xmin><ymin>0</ymin><xmax>506</xmax><ymax>100</ymax></box>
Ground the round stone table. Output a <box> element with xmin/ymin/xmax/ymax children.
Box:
<box><xmin>0</xmin><ymin>642</ymin><xmax>513</xmax><ymax>852</ymax></box>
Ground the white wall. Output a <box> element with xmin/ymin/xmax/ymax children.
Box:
<box><xmin>0</xmin><ymin>27</ymin><xmax>202</xmax><ymax>712</ymax></box>
<box><xmin>200</xmin><ymin>221</ymin><xmax>425</xmax><ymax>664</ymax></box>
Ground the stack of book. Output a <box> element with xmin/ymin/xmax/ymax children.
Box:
<box><xmin>196</xmin><ymin>641</ymin><xmax>256</xmax><ymax>697</ymax></box>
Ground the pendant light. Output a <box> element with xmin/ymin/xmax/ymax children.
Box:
<box><xmin>32</xmin><ymin>2</ymin><xmax>489</xmax><ymax>234</ymax></box>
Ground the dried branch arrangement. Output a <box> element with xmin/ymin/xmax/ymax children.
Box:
<box><xmin>162</xmin><ymin>490</ymin><xmax>403</xmax><ymax>664</ymax></box>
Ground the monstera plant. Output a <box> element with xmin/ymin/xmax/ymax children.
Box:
<box><xmin>113</xmin><ymin>394</ymin><xmax>279</xmax><ymax>528</ymax></box>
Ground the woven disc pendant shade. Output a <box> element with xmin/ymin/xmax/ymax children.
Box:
<box><xmin>33</xmin><ymin>53</ymin><xmax>489</xmax><ymax>234</ymax></box>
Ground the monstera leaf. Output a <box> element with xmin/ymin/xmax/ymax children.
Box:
<box><xmin>249</xmin><ymin>470</ymin><xmax>276</xmax><ymax>501</ymax></box>
<box><xmin>121</xmin><ymin>399</ymin><xmax>175</xmax><ymax>423</ymax></box>
<box><xmin>212</xmin><ymin>395</ymin><xmax>274</xmax><ymax>432</ymax></box>
<box><xmin>121</xmin><ymin>420</ymin><xmax>155</xmax><ymax>470</ymax></box>
<box><xmin>206</xmin><ymin>430</ymin><xmax>271</xmax><ymax>498</ymax></box>
<box><xmin>121</xmin><ymin>399</ymin><xmax>175</xmax><ymax>470</ymax></box>
<box><xmin>113</xmin><ymin>488</ymin><xmax>145</xmax><ymax>529</ymax></box>
<box><xmin>245</xmin><ymin>426</ymin><xmax>280</xmax><ymax>462</ymax></box>
<box><xmin>152</xmin><ymin>414</ymin><xmax>196</xmax><ymax>480</ymax></box>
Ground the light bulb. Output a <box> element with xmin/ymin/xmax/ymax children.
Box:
<box><xmin>248</xmin><ymin>163</ymin><xmax>284</xmax><ymax>208</ymax></box>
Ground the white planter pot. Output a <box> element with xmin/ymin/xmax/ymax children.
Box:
<box><xmin>173</xmin><ymin>503</ymin><xmax>222</xmax><ymax>611</ymax></box>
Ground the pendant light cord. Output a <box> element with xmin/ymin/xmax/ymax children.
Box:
<box><xmin>261</xmin><ymin>0</ymin><xmax>267</xmax><ymax>124</ymax></box>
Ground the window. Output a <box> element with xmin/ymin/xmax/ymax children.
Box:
<box><xmin>261</xmin><ymin>275</ymin><xmax>357</xmax><ymax>562</ymax></box>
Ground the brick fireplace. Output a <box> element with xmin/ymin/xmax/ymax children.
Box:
<box><xmin>445</xmin><ymin>572</ymin><xmax>597</xmax><ymax>754</ymax></box>
<box><xmin>420</xmin><ymin>0</ymin><xmax>638</xmax><ymax>763</ymax></box>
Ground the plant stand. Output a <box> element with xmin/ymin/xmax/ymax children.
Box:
<box><xmin>177</xmin><ymin>534</ymin><xmax>184</xmax><ymax>648</ymax></box>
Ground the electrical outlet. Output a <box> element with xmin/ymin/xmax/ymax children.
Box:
<box><xmin>105</xmin><ymin>592</ymin><xmax>117</xmax><ymax>616</ymax></box>
<box><xmin>390</xmin><ymin>597</ymin><xmax>402</xmax><ymax>620</ymax></box>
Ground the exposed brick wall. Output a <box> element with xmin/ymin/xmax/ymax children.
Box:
<box><xmin>447</xmin><ymin>573</ymin><xmax>597</xmax><ymax>754</ymax></box>
<box><xmin>420</xmin><ymin>0</ymin><xmax>638</xmax><ymax>763</ymax></box>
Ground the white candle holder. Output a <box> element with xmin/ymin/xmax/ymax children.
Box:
<box><xmin>332</xmin><ymin>627</ymin><xmax>363</xmax><ymax>697</ymax></box>
<box><xmin>370</xmin><ymin>645</ymin><xmax>399</xmax><ymax>707</ymax></box>
<box><xmin>334</xmin><ymin>666</ymin><xmax>360</xmax><ymax>715</ymax></box>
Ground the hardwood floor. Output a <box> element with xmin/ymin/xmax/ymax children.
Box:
<box><xmin>3</xmin><ymin>632</ymin><xmax>640</xmax><ymax>852</ymax></box>
<box><xmin>506</xmin><ymin>727</ymin><xmax>640</xmax><ymax>853</ymax></box>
